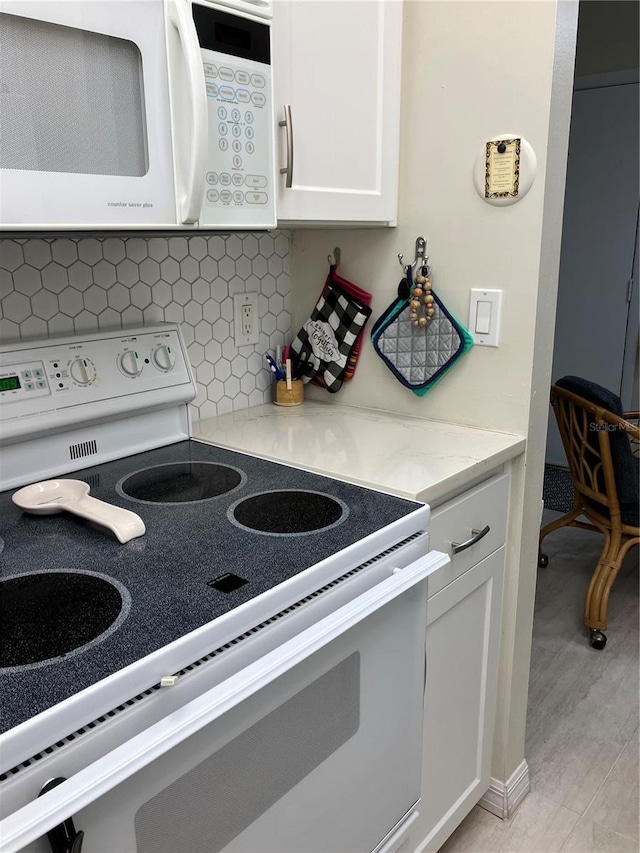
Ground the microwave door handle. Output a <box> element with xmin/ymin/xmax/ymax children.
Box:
<box><xmin>0</xmin><ymin>549</ymin><xmax>449</xmax><ymax>853</ymax></box>
<box><xmin>168</xmin><ymin>0</ymin><xmax>208</xmax><ymax>224</ymax></box>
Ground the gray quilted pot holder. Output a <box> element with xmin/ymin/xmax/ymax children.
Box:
<box><xmin>371</xmin><ymin>291</ymin><xmax>473</xmax><ymax>396</ymax></box>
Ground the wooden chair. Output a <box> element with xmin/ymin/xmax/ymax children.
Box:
<box><xmin>538</xmin><ymin>376</ymin><xmax>639</xmax><ymax>649</ymax></box>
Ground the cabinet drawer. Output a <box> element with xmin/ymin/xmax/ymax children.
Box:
<box><xmin>428</xmin><ymin>471</ymin><xmax>509</xmax><ymax>598</ymax></box>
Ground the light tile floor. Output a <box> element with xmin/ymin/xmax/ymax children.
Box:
<box><xmin>440</xmin><ymin>510</ymin><xmax>639</xmax><ymax>853</ymax></box>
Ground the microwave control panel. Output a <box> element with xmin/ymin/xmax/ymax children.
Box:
<box><xmin>199</xmin><ymin>52</ymin><xmax>275</xmax><ymax>229</ymax></box>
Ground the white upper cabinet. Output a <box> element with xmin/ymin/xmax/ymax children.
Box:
<box><xmin>272</xmin><ymin>0</ymin><xmax>403</xmax><ymax>225</ymax></box>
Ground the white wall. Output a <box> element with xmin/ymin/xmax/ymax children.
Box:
<box><xmin>293</xmin><ymin>1</ymin><xmax>562</xmax><ymax>436</ymax></box>
<box><xmin>290</xmin><ymin>0</ymin><xmax>578</xmax><ymax>791</ymax></box>
<box><xmin>502</xmin><ymin>0</ymin><xmax>579</xmax><ymax>779</ymax></box>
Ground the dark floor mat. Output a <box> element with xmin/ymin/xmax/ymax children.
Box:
<box><xmin>543</xmin><ymin>465</ymin><xmax>575</xmax><ymax>514</ymax></box>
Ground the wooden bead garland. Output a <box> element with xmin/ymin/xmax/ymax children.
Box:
<box><xmin>409</xmin><ymin>270</ymin><xmax>436</xmax><ymax>327</ymax></box>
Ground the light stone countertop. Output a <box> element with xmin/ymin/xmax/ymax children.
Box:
<box><xmin>193</xmin><ymin>402</ymin><xmax>526</xmax><ymax>506</ymax></box>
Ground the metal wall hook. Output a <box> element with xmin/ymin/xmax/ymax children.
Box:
<box><xmin>327</xmin><ymin>247</ymin><xmax>341</xmax><ymax>267</ymax></box>
<box><xmin>398</xmin><ymin>237</ymin><xmax>429</xmax><ymax>283</ymax></box>
<box><xmin>414</xmin><ymin>237</ymin><xmax>428</xmax><ymax>273</ymax></box>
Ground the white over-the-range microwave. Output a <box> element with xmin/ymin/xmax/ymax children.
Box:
<box><xmin>0</xmin><ymin>0</ymin><xmax>276</xmax><ymax>231</ymax></box>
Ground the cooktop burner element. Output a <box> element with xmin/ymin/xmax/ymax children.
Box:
<box><xmin>0</xmin><ymin>570</ymin><xmax>130</xmax><ymax>670</ymax></box>
<box><xmin>229</xmin><ymin>490</ymin><xmax>347</xmax><ymax>535</ymax></box>
<box><xmin>118</xmin><ymin>462</ymin><xmax>246</xmax><ymax>504</ymax></box>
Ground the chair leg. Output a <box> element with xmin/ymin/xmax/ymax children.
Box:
<box><xmin>584</xmin><ymin>529</ymin><xmax>622</xmax><ymax>646</ymax></box>
<box><xmin>538</xmin><ymin>505</ymin><xmax>582</xmax><ymax>567</ymax></box>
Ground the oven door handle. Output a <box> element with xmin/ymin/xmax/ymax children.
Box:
<box><xmin>0</xmin><ymin>550</ymin><xmax>449</xmax><ymax>853</ymax></box>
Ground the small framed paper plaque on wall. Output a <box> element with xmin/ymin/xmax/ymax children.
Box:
<box><xmin>473</xmin><ymin>134</ymin><xmax>536</xmax><ymax>206</ymax></box>
<box><xmin>485</xmin><ymin>138</ymin><xmax>521</xmax><ymax>198</ymax></box>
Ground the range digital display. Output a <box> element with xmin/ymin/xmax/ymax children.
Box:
<box><xmin>0</xmin><ymin>376</ymin><xmax>20</xmax><ymax>392</ymax></box>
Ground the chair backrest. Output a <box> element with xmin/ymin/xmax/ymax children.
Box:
<box><xmin>551</xmin><ymin>378</ymin><xmax>631</xmax><ymax>521</ymax></box>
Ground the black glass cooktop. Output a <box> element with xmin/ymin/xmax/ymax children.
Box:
<box><xmin>0</xmin><ymin>440</ymin><xmax>423</xmax><ymax>735</ymax></box>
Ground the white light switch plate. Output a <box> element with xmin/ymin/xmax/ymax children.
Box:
<box><xmin>469</xmin><ymin>289</ymin><xmax>502</xmax><ymax>346</ymax></box>
<box><xmin>233</xmin><ymin>292</ymin><xmax>260</xmax><ymax>347</ymax></box>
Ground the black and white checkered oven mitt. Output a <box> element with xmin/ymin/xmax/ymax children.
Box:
<box><xmin>291</xmin><ymin>282</ymin><xmax>372</xmax><ymax>393</ymax></box>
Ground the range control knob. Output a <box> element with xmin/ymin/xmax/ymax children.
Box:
<box><xmin>69</xmin><ymin>357</ymin><xmax>96</xmax><ymax>386</ymax></box>
<box><xmin>152</xmin><ymin>344</ymin><xmax>175</xmax><ymax>372</ymax></box>
<box><xmin>119</xmin><ymin>350</ymin><xmax>143</xmax><ymax>377</ymax></box>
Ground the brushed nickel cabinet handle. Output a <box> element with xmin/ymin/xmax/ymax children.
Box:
<box><xmin>451</xmin><ymin>525</ymin><xmax>490</xmax><ymax>555</ymax></box>
<box><xmin>279</xmin><ymin>104</ymin><xmax>293</xmax><ymax>188</ymax></box>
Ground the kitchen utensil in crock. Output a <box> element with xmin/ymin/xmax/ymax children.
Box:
<box><xmin>11</xmin><ymin>479</ymin><xmax>145</xmax><ymax>543</ymax></box>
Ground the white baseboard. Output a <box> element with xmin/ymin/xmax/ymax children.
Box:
<box><xmin>478</xmin><ymin>759</ymin><xmax>530</xmax><ymax>819</ymax></box>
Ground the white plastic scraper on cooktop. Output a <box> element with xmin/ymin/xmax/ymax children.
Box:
<box><xmin>12</xmin><ymin>480</ymin><xmax>145</xmax><ymax>544</ymax></box>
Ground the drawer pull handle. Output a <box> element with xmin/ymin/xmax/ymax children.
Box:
<box><xmin>451</xmin><ymin>525</ymin><xmax>490</xmax><ymax>555</ymax></box>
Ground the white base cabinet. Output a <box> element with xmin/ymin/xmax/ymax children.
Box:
<box><xmin>417</xmin><ymin>548</ymin><xmax>504</xmax><ymax>851</ymax></box>
<box><xmin>411</xmin><ymin>471</ymin><xmax>510</xmax><ymax>852</ymax></box>
<box><xmin>271</xmin><ymin>0</ymin><xmax>402</xmax><ymax>225</ymax></box>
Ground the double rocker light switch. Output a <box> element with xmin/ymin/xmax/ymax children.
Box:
<box><xmin>469</xmin><ymin>289</ymin><xmax>502</xmax><ymax>347</ymax></box>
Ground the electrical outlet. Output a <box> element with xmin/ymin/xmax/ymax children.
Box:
<box><xmin>241</xmin><ymin>304</ymin><xmax>252</xmax><ymax>335</ymax></box>
<box><xmin>233</xmin><ymin>293</ymin><xmax>259</xmax><ymax>346</ymax></box>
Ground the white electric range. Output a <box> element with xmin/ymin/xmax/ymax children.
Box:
<box><xmin>0</xmin><ymin>324</ymin><xmax>448</xmax><ymax>853</ymax></box>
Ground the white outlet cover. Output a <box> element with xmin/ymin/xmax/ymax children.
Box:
<box><xmin>233</xmin><ymin>292</ymin><xmax>259</xmax><ymax>346</ymax></box>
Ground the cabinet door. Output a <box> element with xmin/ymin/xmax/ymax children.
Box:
<box><xmin>412</xmin><ymin>548</ymin><xmax>505</xmax><ymax>853</ymax></box>
<box><xmin>271</xmin><ymin>0</ymin><xmax>402</xmax><ymax>225</ymax></box>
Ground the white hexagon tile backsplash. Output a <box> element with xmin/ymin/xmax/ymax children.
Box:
<box><xmin>0</xmin><ymin>232</ymin><xmax>292</xmax><ymax>420</ymax></box>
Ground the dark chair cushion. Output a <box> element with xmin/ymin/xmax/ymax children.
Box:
<box><xmin>621</xmin><ymin>457</ymin><xmax>639</xmax><ymax>527</ymax></box>
<box><xmin>555</xmin><ymin>376</ymin><xmax>639</xmax><ymax>511</ymax></box>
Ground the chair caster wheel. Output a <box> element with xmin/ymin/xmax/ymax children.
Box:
<box><xmin>538</xmin><ymin>553</ymin><xmax>549</xmax><ymax>568</ymax></box>
<box><xmin>589</xmin><ymin>629</ymin><xmax>607</xmax><ymax>650</ymax></box>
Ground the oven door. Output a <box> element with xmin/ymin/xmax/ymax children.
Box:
<box><xmin>2</xmin><ymin>550</ymin><xmax>449</xmax><ymax>853</ymax></box>
<box><xmin>0</xmin><ymin>0</ymin><xmax>206</xmax><ymax>228</ymax></box>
